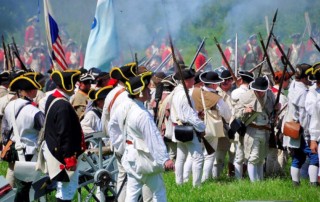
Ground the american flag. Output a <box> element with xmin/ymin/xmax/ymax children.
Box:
<box><xmin>43</xmin><ymin>0</ymin><xmax>68</xmax><ymax>71</ymax></box>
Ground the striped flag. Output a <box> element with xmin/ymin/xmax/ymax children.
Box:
<box><xmin>43</xmin><ymin>0</ymin><xmax>68</xmax><ymax>71</ymax></box>
<box><xmin>84</xmin><ymin>0</ymin><xmax>119</xmax><ymax>72</ymax></box>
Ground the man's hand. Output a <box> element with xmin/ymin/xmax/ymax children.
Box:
<box><xmin>164</xmin><ymin>159</ymin><xmax>175</xmax><ymax>171</ymax></box>
<box><xmin>309</xmin><ymin>140</ymin><xmax>318</xmax><ymax>154</ymax></box>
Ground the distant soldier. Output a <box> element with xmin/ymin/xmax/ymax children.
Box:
<box><xmin>24</xmin><ymin>16</ymin><xmax>39</xmax><ymax>51</ymax></box>
<box><xmin>289</xmin><ymin>33</ymin><xmax>305</xmax><ymax>67</ymax></box>
<box><xmin>242</xmin><ymin>34</ymin><xmax>263</xmax><ymax>72</ymax></box>
<box><xmin>195</xmin><ymin>42</ymin><xmax>210</xmax><ymax>72</ymax></box>
<box><xmin>65</xmin><ymin>40</ymin><xmax>84</xmax><ymax>70</ymax></box>
<box><xmin>25</xmin><ymin>46</ymin><xmax>46</xmax><ymax>73</ymax></box>
<box><xmin>223</xmin><ymin>38</ymin><xmax>243</xmax><ymax>72</ymax></box>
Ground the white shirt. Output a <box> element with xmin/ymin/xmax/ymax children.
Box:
<box><xmin>170</xmin><ymin>84</ymin><xmax>205</xmax><ymax>132</ymax></box>
<box><xmin>81</xmin><ymin>108</ymin><xmax>102</xmax><ymax>134</ymax></box>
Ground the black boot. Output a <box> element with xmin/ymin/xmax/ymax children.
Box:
<box><xmin>310</xmin><ymin>182</ymin><xmax>319</xmax><ymax>187</ymax></box>
<box><xmin>292</xmin><ymin>181</ymin><xmax>300</xmax><ymax>187</ymax></box>
<box><xmin>56</xmin><ymin>198</ymin><xmax>71</xmax><ymax>202</ymax></box>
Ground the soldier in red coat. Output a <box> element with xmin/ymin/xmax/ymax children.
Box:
<box><xmin>222</xmin><ymin>38</ymin><xmax>244</xmax><ymax>72</ymax></box>
<box><xmin>242</xmin><ymin>34</ymin><xmax>263</xmax><ymax>72</ymax></box>
<box><xmin>65</xmin><ymin>40</ymin><xmax>84</xmax><ymax>70</ymax></box>
<box><xmin>289</xmin><ymin>33</ymin><xmax>305</xmax><ymax>67</ymax></box>
<box><xmin>24</xmin><ymin>16</ymin><xmax>39</xmax><ymax>51</ymax></box>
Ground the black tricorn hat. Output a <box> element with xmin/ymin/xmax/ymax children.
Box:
<box><xmin>125</xmin><ymin>71</ymin><xmax>153</xmax><ymax>96</ymax></box>
<box><xmin>88</xmin><ymin>85</ymin><xmax>113</xmax><ymax>101</ymax></box>
<box><xmin>194</xmin><ymin>71</ymin><xmax>203</xmax><ymax>84</ymax></box>
<box><xmin>174</xmin><ymin>68</ymin><xmax>195</xmax><ymax>80</ymax></box>
<box><xmin>0</xmin><ymin>71</ymin><xmax>11</xmax><ymax>85</ymax></box>
<box><xmin>110</xmin><ymin>62</ymin><xmax>139</xmax><ymax>82</ymax></box>
<box><xmin>9</xmin><ymin>72</ymin><xmax>42</xmax><ymax>91</ymax></box>
<box><xmin>51</xmin><ymin>70</ymin><xmax>81</xmax><ymax>92</ymax></box>
<box><xmin>220</xmin><ymin>70</ymin><xmax>232</xmax><ymax>80</ymax></box>
<box><xmin>200</xmin><ymin>71</ymin><xmax>223</xmax><ymax>84</ymax></box>
<box><xmin>239</xmin><ymin>70</ymin><xmax>254</xmax><ymax>83</ymax></box>
<box><xmin>306</xmin><ymin>62</ymin><xmax>320</xmax><ymax>81</ymax></box>
<box><xmin>250</xmin><ymin>76</ymin><xmax>269</xmax><ymax>92</ymax></box>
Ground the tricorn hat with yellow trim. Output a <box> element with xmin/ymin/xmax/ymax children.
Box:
<box><xmin>110</xmin><ymin>62</ymin><xmax>148</xmax><ymax>82</ymax></box>
<box><xmin>51</xmin><ymin>70</ymin><xmax>81</xmax><ymax>92</ymax></box>
<box><xmin>110</xmin><ymin>62</ymin><xmax>138</xmax><ymax>82</ymax></box>
<box><xmin>9</xmin><ymin>72</ymin><xmax>42</xmax><ymax>91</ymax></box>
<box><xmin>88</xmin><ymin>85</ymin><xmax>113</xmax><ymax>101</ymax></box>
<box><xmin>125</xmin><ymin>71</ymin><xmax>153</xmax><ymax>96</ymax></box>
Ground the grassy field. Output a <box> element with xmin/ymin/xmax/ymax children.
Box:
<box><xmin>1</xmin><ymin>161</ymin><xmax>320</xmax><ymax>202</ymax></box>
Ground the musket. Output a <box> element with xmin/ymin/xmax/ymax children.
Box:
<box><xmin>196</xmin><ymin>57</ymin><xmax>212</xmax><ymax>72</ymax></box>
<box><xmin>135</xmin><ymin>53</ymin><xmax>139</xmax><ymax>74</ymax></box>
<box><xmin>258</xmin><ymin>32</ymin><xmax>275</xmax><ymax>78</ymax></box>
<box><xmin>153</xmin><ymin>52</ymin><xmax>172</xmax><ymax>72</ymax></box>
<box><xmin>235</xmin><ymin>33</ymin><xmax>238</xmax><ymax>77</ymax></box>
<box><xmin>272</xmin><ymin>34</ymin><xmax>295</xmax><ymax>73</ymax></box>
<box><xmin>2</xmin><ymin>35</ymin><xmax>9</xmax><ymax>70</ymax></box>
<box><xmin>269</xmin><ymin>48</ymin><xmax>289</xmax><ymax>149</ymax></box>
<box><xmin>189</xmin><ymin>37</ymin><xmax>206</xmax><ymax>70</ymax></box>
<box><xmin>266</xmin><ymin>9</ymin><xmax>278</xmax><ymax>50</ymax></box>
<box><xmin>249</xmin><ymin>59</ymin><xmax>266</xmax><ymax>73</ymax></box>
<box><xmin>162</xmin><ymin>0</ymin><xmax>214</xmax><ymax>155</ymax></box>
<box><xmin>214</xmin><ymin>37</ymin><xmax>238</xmax><ymax>86</ymax></box>
<box><xmin>258</xmin><ymin>9</ymin><xmax>278</xmax><ymax>76</ymax></box>
<box><xmin>7</xmin><ymin>44</ymin><xmax>14</xmax><ymax>70</ymax></box>
<box><xmin>154</xmin><ymin>83</ymin><xmax>164</xmax><ymax>123</ymax></box>
<box><xmin>310</xmin><ymin>37</ymin><xmax>320</xmax><ymax>53</ymax></box>
<box><xmin>12</xmin><ymin>36</ymin><xmax>28</xmax><ymax>72</ymax></box>
<box><xmin>143</xmin><ymin>50</ymin><xmax>158</xmax><ymax>67</ymax></box>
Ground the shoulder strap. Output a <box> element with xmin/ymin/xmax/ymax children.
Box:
<box><xmin>8</xmin><ymin>101</ymin><xmax>31</xmax><ymax>140</ymax></box>
<box><xmin>108</xmin><ymin>88</ymin><xmax>125</xmax><ymax>113</ymax></box>
<box><xmin>91</xmin><ymin>108</ymin><xmax>102</xmax><ymax>119</ymax></box>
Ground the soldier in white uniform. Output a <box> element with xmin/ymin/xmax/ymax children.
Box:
<box><xmin>308</xmin><ymin>63</ymin><xmax>320</xmax><ymax>185</ymax></box>
<box><xmin>218</xmin><ymin>70</ymin><xmax>236</xmax><ymax>177</ymax></box>
<box><xmin>282</xmin><ymin>63</ymin><xmax>319</xmax><ymax>186</ymax></box>
<box><xmin>103</xmin><ymin>63</ymin><xmax>151</xmax><ymax>201</ymax></box>
<box><xmin>170</xmin><ymin>68</ymin><xmax>206</xmax><ymax>187</ymax></box>
<box><xmin>193</xmin><ymin>71</ymin><xmax>231</xmax><ymax>181</ymax></box>
<box><xmin>111</xmin><ymin>71</ymin><xmax>174</xmax><ymax>201</ymax></box>
<box><xmin>230</xmin><ymin>70</ymin><xmax>254</xmax><ymax>179</ymax></box>
<box><xmin>236</xmin><ymin>76</ymin><xmax>276</xmax><ymax>182</ymax></box>
<box><xmin>266</xmin><ymin>71</ymin><xmax>292</xmax><ymax>176</ymax></box>
<box><xmin>2</xmin><ymin>72</ymin><xmax>44</xmax><ymax>201</ymax></box>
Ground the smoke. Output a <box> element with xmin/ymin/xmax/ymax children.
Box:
<box><xmin>1</xmin><ymin>0</ymin><xmax>320</xmax><ymax>67</ymax></box>
<box><xmin>113</xmin><ymin>0</ymin><xmax>213</xmax><ymax>56</ymax></box>
<box><xmin>223</xmin><ymin>0</ymin><xmax>315</xmax><ymax>42</ymax></box>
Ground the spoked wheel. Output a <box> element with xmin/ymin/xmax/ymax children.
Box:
<box><xmin>77</xmin><ymin>132</ymin><xmax>118</xmax><ymax>202</ymax></box>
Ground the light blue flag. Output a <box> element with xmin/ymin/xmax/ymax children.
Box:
<box><xmin>84</xmin><ymin>0</ymin><xmax>119</xmax><ymax>72</ymax></box>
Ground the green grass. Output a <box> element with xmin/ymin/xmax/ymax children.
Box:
<box><xmin>1</xmin><ymin>161</ymin><xmax>320</xmax><ymax>202</ymax></box>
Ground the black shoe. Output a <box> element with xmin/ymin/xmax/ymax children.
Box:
<box><xmin>292</xmin><ymin>181</ymin><xmax>300</xmax><ymax>187</ymax></box>
<box><xmin>310</xmin><ymin>182</ymin><xmax>319</xmax><ymax>187</ymax></box>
